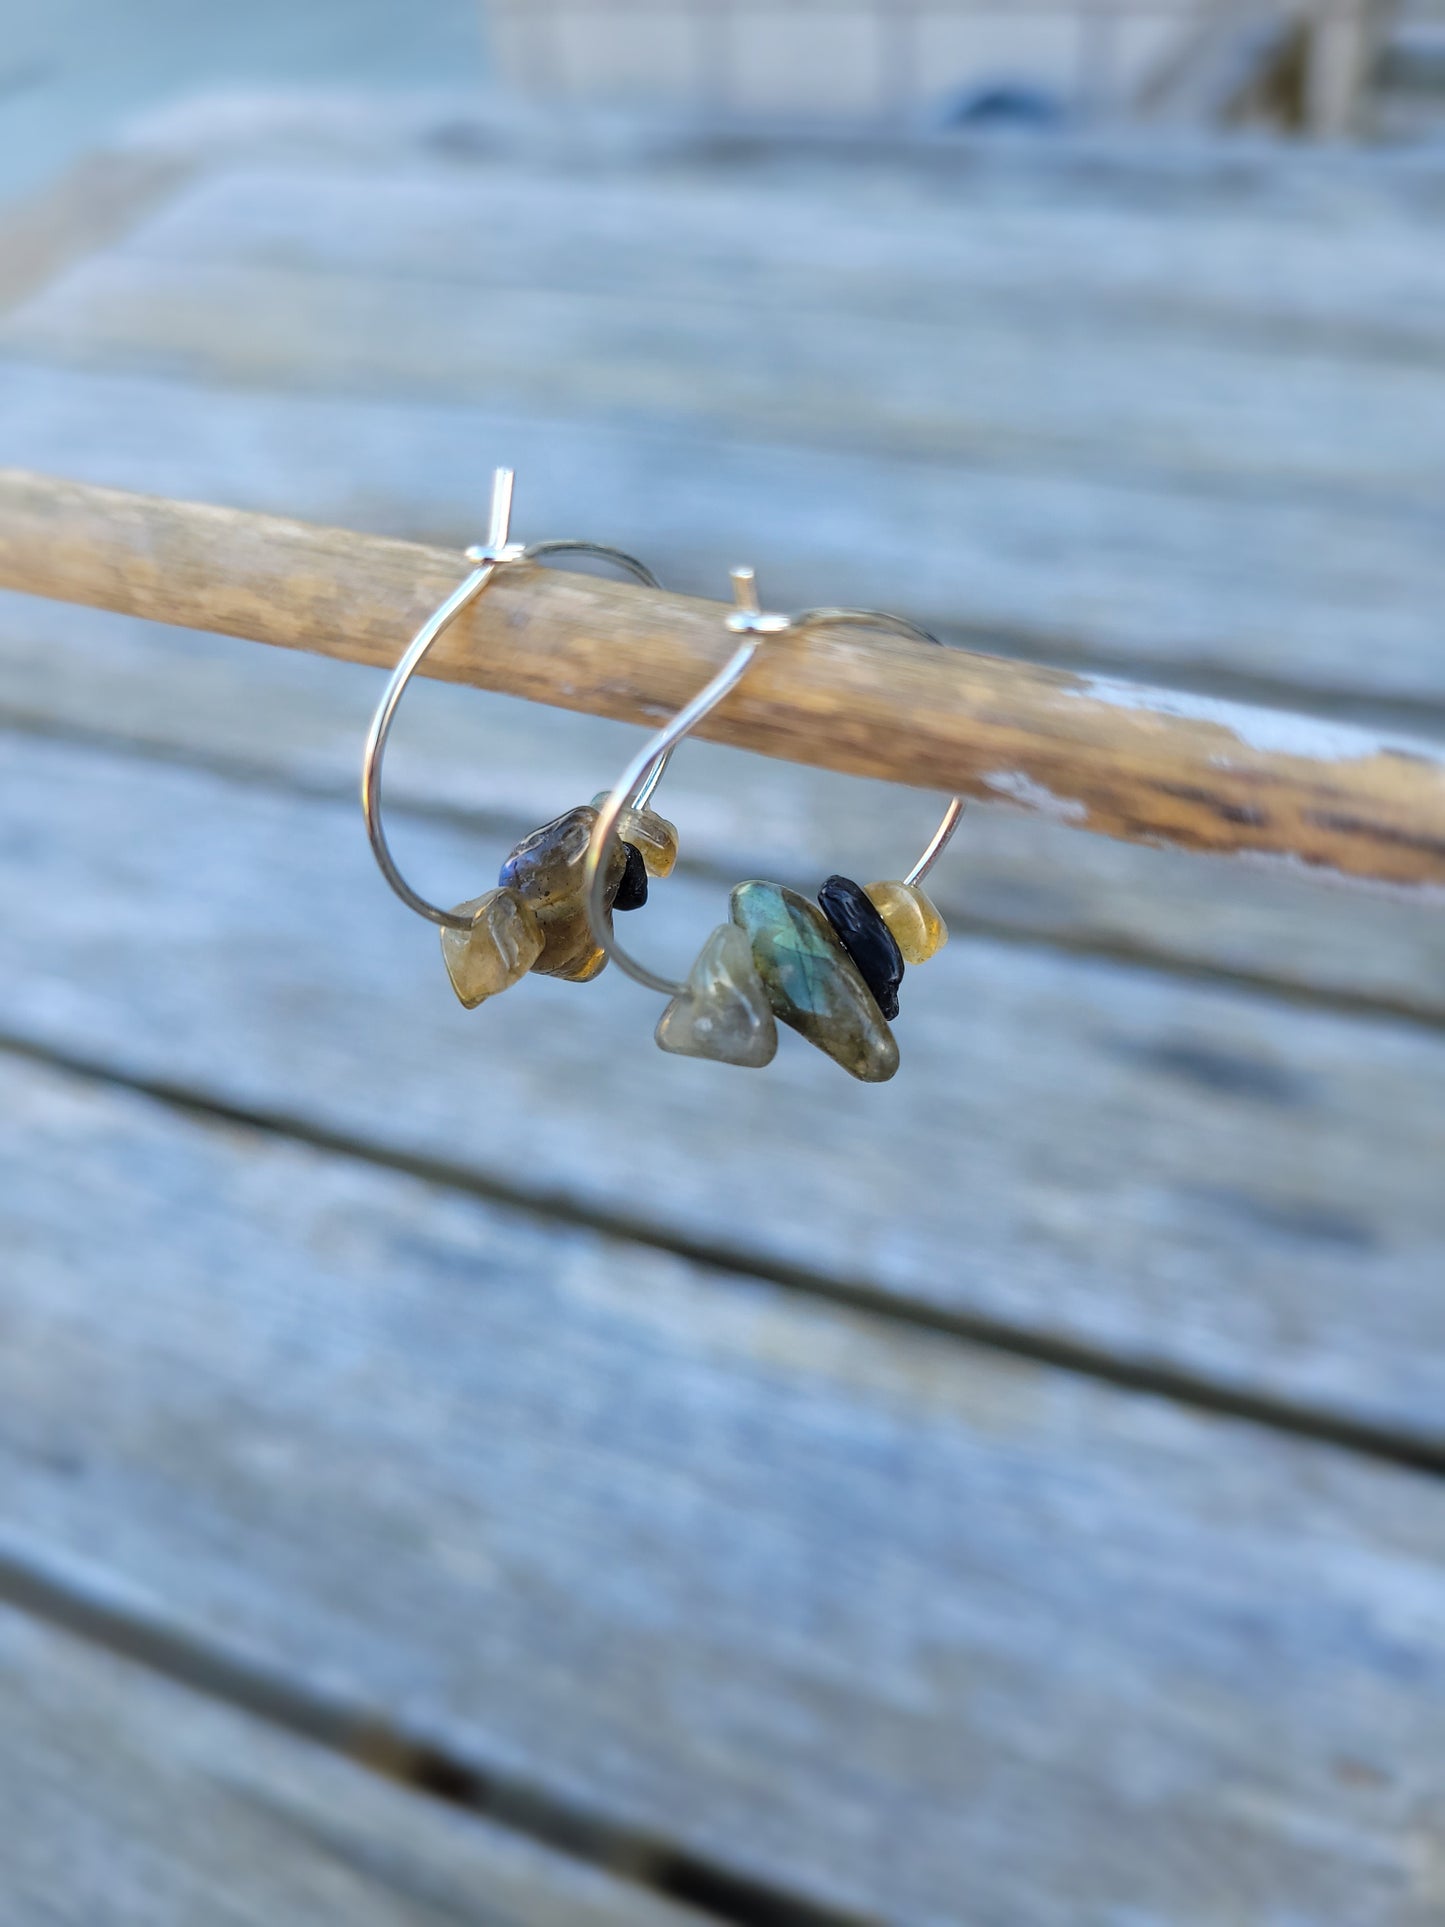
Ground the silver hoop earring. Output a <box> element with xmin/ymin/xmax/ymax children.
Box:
<box><xmin>362</xmin><ymin>468</ymin><xmax>679</xmax><ymax>1007</ymax></box>
<box><xmin>584</xmin><ymin>570</ymin><xmax>962</xmax><ymax>1083</ymax></box>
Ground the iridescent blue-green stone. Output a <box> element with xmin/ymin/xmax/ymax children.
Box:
<box><xmin>729</xmin><ymin>880</ymin><xmax>900</xmax><ymax>1084</ymax></box>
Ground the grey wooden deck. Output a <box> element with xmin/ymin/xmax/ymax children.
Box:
<box><xmin>1</xmin><ymin>97</ymin><xmax>1444</xmax><ymax>1925</ymax></box>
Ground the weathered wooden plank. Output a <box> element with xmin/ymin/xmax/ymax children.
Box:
<box><xmin>14</xmin><ymin>237</ymin><xmax>1445</xmax><ymax>502</ymax></box>
<box><xmin>5</xmin><ymin>145</ymin><xmax>1445</xmax><ymax>707</ymax></box>
<box><xmin>0</xmin><ymin>1604</ymin><xmax>704</xmax><ymax>1927</ymax></box>
<box><xmin>1</xmin><ymin>200</ymin><xmax>1440</xmax><ymax>1005</ymax></box>
<box><xmin>3</xmin><ymin>1048</ymin><xmax>1444</xmax><ymax>1925</ymax></box>
<box><xmin>1</xmin><ymin>355</ymin><xmax>1437</xmax><ymax>709</ymax></box>
<box><xmin>113</xmin><ymin>158</ymin><xmax>1445</xmax><ymax>364</ymax></box>
<box><xmin>2</xmin><ymin>729</ymin><xmax>1443</xmax><ymax>1444</ymax></box>
<box><xmin>5</xmin><ymin>595</ymin><xmax>1445</xmax><ymax>1021</ymax></box>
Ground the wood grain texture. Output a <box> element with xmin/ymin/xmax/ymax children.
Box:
<box><xmin>6</xmin><ymin>354</ymin><xmax>1441</xmax><ymax>714</ymax></box>
<box><xmin>6</xmin><ymin>595</ymin><xmax>1445</xmax><ymax>1021</ymax></box>
<box><xmin>3</xmin><ymin>468</ymin><xmax>1443</xmax><ymax>889</ymax></box>
<box><xmin>7</xmin><ymin>152</ymin><xmax>1445</xmax><ymax>705</ymax></box>
<box><xmin>110</xmin><ymin>157</ymin><xmax>1445</xmax><ymax>363</ymax></box>
<box><xmin>0</xmin><ymin>1605</ymin><xmax>704</xmax><ymax>1927</ymax></box>
<box><xmin>15</xmin><ymin>161</ymin><xmax>1445</xmax><ymax>495</ymax></box>
<box><xmin>2</xmin><ymin>730</ymin><xmax>1443</xmax><ymax>1445</ymax></box>
<box><xmin>2</xmin><ymin>118</ymin><xmax>1443</xmax><ymax>1927</ymax></box>
<box><xmin>18</xmin><ymin>242</ymin><xmax>1445</xmax><ymax>495</ymax></box>
<box><xmin>3</xmin><ymin>1048</ymin><xmax>1445</xmax><ymax>1926</ymax></box>
<box><xmin>1</xmin><ymin>321</ymin><xmax>1441</xmax><ymax>1021</ymax></box>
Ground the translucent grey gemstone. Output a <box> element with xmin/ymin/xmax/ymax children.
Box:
<box><xmin>440</xmin><ymin>887</ymin><xmax>543</xmax><ymax>1008</ymax></box>
<box><xmin>656</xmin><ymin>923</ymin><xmax>778</xmax><ymax>1069</ymax></box>
<box><xmin>497</xmin><ymin>805</ymin><xmax>626</xmax><ymax>983</ymax></box>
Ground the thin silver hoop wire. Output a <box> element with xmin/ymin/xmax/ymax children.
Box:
<box><xmin>361</xmin><ymin>467</ymin><xmax>670</xmax><ymax>933</ymax></box>
<box><xmin>792</xmin><ymin>608</ymin><xmax>966</xmax><ymax>889</ymax></box>
<box><xmin>584</xmin><ymin>574</ymin><xmax>967</xmax><ymax>998</ymax></box>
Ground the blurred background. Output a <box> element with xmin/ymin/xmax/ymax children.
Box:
<box><xmin>2</xmin><ymin>3</ymin><xmax>1445</xmax><ymax>1924</ymax></box>
<box><xmin>486</xmin><ymin>0</ymin><xmax>1429</xmax><ymax>133</ymax></box>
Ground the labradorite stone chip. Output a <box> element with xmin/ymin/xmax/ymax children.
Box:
<box><xmin>817</xmin><ymin>874</ymin><xmax>904</xmax><ymax>1021</ymax></box>
<box><xmin>729</xmin><ymin>880</ymin><xmax>900</xmax><ymax>1084</ymax></box>
<box><xmin>498</xmin><ymin>805</ymin><xmax>626</xmax><ymax>983</ymax></box>
<box><xmin>613</xmin><ymin>842</ymin><xmax>650</xmax><ymax>913</ymax></box>
<box><xmin>655</xmin><ymin>922</ymin><xmax>778</xmax><ymax>1069</ymax></box>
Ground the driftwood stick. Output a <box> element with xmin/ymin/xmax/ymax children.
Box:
<box><xmin>3</xmin><ymin>468</ymin><xmax>1444</xmax><ymax>891</ymax></box>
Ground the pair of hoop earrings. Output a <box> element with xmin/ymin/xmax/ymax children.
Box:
<box><xmin>361</xmin><ymin>471</ymin><xmax>960</xmax><ymax>1084</ymax></box>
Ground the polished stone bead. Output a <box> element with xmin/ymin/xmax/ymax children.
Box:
<box><xmin>591</xmin><ymin>794</ymin><xmax>679</xmax><ymax>877</ymax></box>
<box><xmin>440</xmin><ymin>888</ymin><xmax>543</xmax><ymax>1009</ymax></box>
<box><xmin>863</xmin><ymin>879</ymin><xmax>949</xmax><ymax>965</ymax></box>
<box><xmin>498</xmin><ymin>805</ymin><xmax>627</xmax><ymax>983</ymax></box>
<box><xmin>817</xmin><ymin>874</ymin><xmax>904</xmax><ymax>1021</ymax></box>
<box><xmin>656</xmin><ymin>923</ymin><xmax>778</xmax><ymax>1068</ymax></box>
<box><xmin>613</xmin><ymin>842</ymin><xmax>649</xmax><ymax>913</ymax></box>
<box><xmin>729</xmin><ymin>880</ymin><xmax>899</xmax><ymax>1084</ymax></box>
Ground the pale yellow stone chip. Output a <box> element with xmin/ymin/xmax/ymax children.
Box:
<box><xmin>591</xmin><ymin>794</ymin><xmax>679</xmax><ymax>877</ymax></box>
<box><xmin>440</xmin><ymin>887</ymin><xmax>543</xmax><ymax>1009</ymax></box>
<box><xmin>863</xmin><ymin>880</ymin><xmax>948</xmax><ymax>965</ymax></box>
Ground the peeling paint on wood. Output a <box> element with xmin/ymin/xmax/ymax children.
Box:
<box><xmin>982</xmin><ymin>770</ymin><xmax>1088</xmax><ymax>822</ymax></box>
<box><xmin>1068</xmin><ymin>673</ymin><xmax>1445</xmax><ymax>769</ymax></box>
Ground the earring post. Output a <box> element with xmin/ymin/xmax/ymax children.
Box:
<box><xmin>486</xmin><ymin>468</ymin><xmax>515</xmax><ymax>554</ymax></box>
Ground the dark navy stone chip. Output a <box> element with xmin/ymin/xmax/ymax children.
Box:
<box><xmin>613</xmin><ymin>842</ymin><xmax>650</xmax><ymax>912</ymax></box>
<box><xmin>817</xmin><ymin>874</ymin><xmax>903</xmax><ymax>1021</ymax></box>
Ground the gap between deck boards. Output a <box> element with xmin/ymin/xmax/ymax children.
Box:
<box><xmin>1</xmin><ymin>702</ymin><xmax>1440</xmax><ymax>1042</ymax></box>
<box><xmin>0</xmin><ymin>132</ymin><xmax>856</xmax><ymax>1927</ymax></box>
<box><xmin>5</xmin><ymin>117</ymin><xmax>1445</xmax><ymax>1927</ymax></box>
<box><xmin>2</xmin><ymin>1019</ymin><xmax>1440</xmax><ymax>1482</ymax></box>
<box><xmin>0</xmin><ymin>1539</ymin><xmax>860</xmax><ymax>1927</ymax></box>
<box><xmin>5</xmin><ymin>1033</ymin><xmax>1445</xmax><ymax>1923</ymax></box>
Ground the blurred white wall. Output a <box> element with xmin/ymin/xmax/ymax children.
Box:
<box><xmin>482</xmin><ymin>0</ymin><xmax>1208</xmax><ymax>122</ymax></box>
